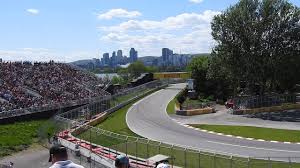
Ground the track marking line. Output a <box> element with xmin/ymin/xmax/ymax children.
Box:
<box><xmin>257</xmin><ymin>139</ymin><xmax>265</xmax><ymax>142</ymax></box>
<box><xmin>206</xmin><ymin>140</ymin><xmax>300</xmax><ymax>153</ymax></box>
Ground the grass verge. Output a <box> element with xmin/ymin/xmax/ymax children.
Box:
<box><xmin>191</xmin><ymin>124</ymin><xmax>300</xmax><ymax>143</ymax></box>
<box><xmin>78</xmin><ymin>88</ymin><xmax>300</xmax><ymax>167</ymax></box>
<box><xmin>166</xmin><ymin>98</ymin><xmax>176</xmax><ymax>114</ymax></box>
<box><xmin>0</xmin><ymin>120</ymin><xmax>45</xmax><ymax>157</ymax></box>
<box><xmin>110</xmin><ymin>88</ymin><xmax>151</xmax><ymax>107</ymax></box>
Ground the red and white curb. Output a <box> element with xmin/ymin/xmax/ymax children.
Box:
<box><xmin>172</xmin><ymin>119</ymin><xmax>300</xmax><ymax>145</ymax></box>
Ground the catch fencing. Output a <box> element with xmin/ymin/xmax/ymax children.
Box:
<box><xmin>53</xmin><ymin>116</ymin><xmax>300</xmax><ymax>168</ymax></box>
<box><xmin>233</xmin><ymin>94</ymin><xmax>297</xmax><ymax>110</ymax></box>
<box><xmin>48</xmin><ymin>81</ymin><xmax>300</xmax><ymax>168</ymax></box>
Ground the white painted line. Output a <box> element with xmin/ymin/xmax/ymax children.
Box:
<box><xmin>284</xmin><ymin>142</ymin><xmax>291</xmax><ymax>144</ymax></box>
<box><xmin>257</xmin><ymin>139</ymin><xmax>265</xmax><ymax>142</ymax></box>
<box><xmin>270</xmin><ymin>141</ymin><xmax>279</xmax><ymax>143</ymax></box>
<box><xmin>207</xmin><ymin>140</ymin><xmax>300</xmax><ymax>153</ymax></box>
<box><xmin>236</xmin><ymin>136</ymin><xmax>243</xmax><ymax>139</ymax></box>
<box><xmin>194</xmin><ymin>128</ymin><xmax>200</xmax><ymax>131</ymax></box>
<box><xmin>296</xmin><ymin>143</ymin><xmax>300</xmax><ymax>145</ymax></box>
<box><xmin>187</xmin><ymin>126</ymin><xmax>194</xmax><ymax>129</ymax></box>
<box><xmin>217</xmin><ymin>133</ymin><xmax>224</xmax><ymax>135</ymax></box>
<box><xmin>201</xmin><ymin>130</ymin><xmax>208</xmax><ymax>132</ymax></box>
<box><xmin>246</xmin><ymin>138</ymin><xmax>254</xmax><ymax>140</ymax></box>
<box><xmin>208</xmin><ymin>131</ymin><xmax>215</xmax><ymax>134</ymax></box>
<box><xmin>226</xmin><ymin>135</ymin><xmax>233</xmax><ymax>137</ymax></box>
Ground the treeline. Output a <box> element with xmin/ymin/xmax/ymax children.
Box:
<box><xmin>112</xmin><ymin>61</ymin><xmax>158</xmax><ymax>85</ymax></box>
<box><xmin>188</xmin><ymin>0</ymin><xmax>300</xmax><ymax>101</ymax></box>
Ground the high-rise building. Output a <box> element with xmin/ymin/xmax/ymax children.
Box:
<box><xmin>162</xmin><ymin>48</ymin><xmax>173</xmax><ymax>65</ymax></box>
<box><xmin>111</xmin><ymin>51</ymin><xmax>117</xmax><ymax>66</ymax></box>
<box><xmin>117</xmin><ymin>50</ymin><xmax>123</xmax><ymax>64</ymax></box>
<box><xmin>117</xmin><ymin>50</ymin><xmax>123</xmax><ymax>57</ymax></box>
<box><xmin>129</xmin><ymin>48</ymin><xmax>138</xmax><ymax>63</ymax></box>
<box><xmin>162</xmin><ymin>48</ymin><xmax>169</xmax><ymax>62</ymax></box>
<box><xmin>102</xmin><ymin>53</ymin><xmax>110</xmax><ymax>66</ymax></box>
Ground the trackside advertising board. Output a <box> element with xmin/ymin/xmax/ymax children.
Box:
<box><xmin>153</xmin><ymin>72</ymin><xmax>191</xmax><ymax>79</ymax></box>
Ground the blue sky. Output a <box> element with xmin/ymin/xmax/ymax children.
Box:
<box><xmin>0</xmin><ymin>0</ymin><xmax>299</xmax><ymax>62</ymax></box>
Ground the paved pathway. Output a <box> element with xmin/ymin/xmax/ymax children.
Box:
<box><xmin>126</xmin><ymin>84</ymin><xmax>300</xmax><ymax>162</ymax></box>
<box><xmin>171</xmin><ymin>104</ymin><xmax>300</xmax><ymax>130</ymax></box>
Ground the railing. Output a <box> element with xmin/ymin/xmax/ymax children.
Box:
<box><xmin>54</xmin><ymin>116</ymin><xmax>300</xmax><ymax>168</ymax></box>
<box><xmin>47</xmin><ymin>81</ymin><xmax>300</xmax><ymax>168</ymax></box>
<box><xmin>0</xmin><ymin>95</ymin><xmax>106</xmax><ymax>119</ymax></box>
<box><xmin>233</xmin><ymin>94</ymin><xmax>297</xmax><ymax>110</ymax></box>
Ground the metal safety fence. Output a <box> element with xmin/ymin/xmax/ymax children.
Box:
<box><xmin>44</xmin><ymin>80</ymin><xmax>300</xmax><ymax>168</ymax></box>
<box><xmin>233</xmin><ymin>94</ymin><xmax>297</xmax><ymax>110</ymax></box>
<box><xmin>52</xmin><ymin>116</ymin><xmax>300</xmax><ymax>168</ymax></box>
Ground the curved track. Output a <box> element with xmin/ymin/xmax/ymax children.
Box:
<box><xmin>126</xmin><ymin>84</ymin><xmax>300</xmax><ymax>162</ymax></box>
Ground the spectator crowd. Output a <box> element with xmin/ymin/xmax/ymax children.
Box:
<box><xmin>0</xmin><ymin>61</ymin><xmax>108</xmax><ymax>113</ymax></box>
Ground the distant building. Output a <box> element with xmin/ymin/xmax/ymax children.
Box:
<box><xmin>92</xmin><ymin>58</ymin><xmax>101</xmax><ymax>68</ymax></box>
<box><xmin>102</xmin><ymin>53</ymin><xmax>110</xmax><ymax>66</ymax></box>
<box><xmin>117</xmin><ymin>50</ymin><xmax>123</xmax><ymax>64</ymax></box>
<box><xmin>162</xmin><ymin>48</ymin><xmax>173</xmax><ymax>65</ymax></box>
<box><xmin>111</xmin><ymin>51</ymin><xmax>117</xmax><ymax>66</ymax></box>
<box><xmin>117</xmin><ymin>50</ymin><xmax>123</xmax><ymax>57</ymax></box>
<box><xmin>129</xmin><ymin>48</ymin><xmax>138</xmax><ymax>63</ymax></box>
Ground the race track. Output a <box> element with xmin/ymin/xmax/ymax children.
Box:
<box><xmin>126</xmin><ymin>84</ymin><xmax>300</xmax><ymax>162</ymax></box>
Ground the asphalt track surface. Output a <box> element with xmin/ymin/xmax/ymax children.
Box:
<box><xmin>171</xmin><ymin>105</ymin><xmax>300</xmax><ymax>131</ymax></box>
<box><xmin>126</xmin><ymin>84</ymin><xmax>300</xmax><ymax>162</ymax></box>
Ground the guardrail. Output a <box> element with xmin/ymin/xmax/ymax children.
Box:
<box><xmin>47</xmin><ymin>80</ymin><xmax>300</xmax><ymax>168</ymax></box>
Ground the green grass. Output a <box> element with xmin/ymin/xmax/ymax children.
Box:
<box><xmin>191</xmin><ymin>124</ymin><xmax>300</xmax><ymax>143</ymax></box>
<box><xmin>77</xmin><ymin>88</ymin><xmax>300</xmax><ymax>168</ymax></box>
<box><xmin>0</xmin><ymin>120</ymin><xmax>46</xmax><ymax>157</ymax></box>
<box><xmin>110</xmin><ymin>88</ymin><xmax>151</xmax><ymax>107</ymax></box>
<box><xmin>95</xmin><ymin>102</ymin><xmax>137</xmax><ymax>136</ymax></box>
<box><xmin>79</xmin><ymin>88</ymin><xmax>160</xmax><ymax>140</ymax></box>
<box><xmin>166</xmin><ymin>98</ymin><xmax>176</xmax><ymax>114</ymax></box>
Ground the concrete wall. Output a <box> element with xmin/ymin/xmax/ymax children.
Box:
<box><xmin>176</xmin><ymin>107</ymin><xmax>214</xmax><ymax>116</ymax></box>
<box><xmin>0</xmin><ymin>104</ymin><xmax>84</xmax><ymax>124</ymax></box>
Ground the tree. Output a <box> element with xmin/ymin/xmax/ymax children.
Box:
<box><xmin>211</xmin><ymin>0</ymin><xmax>300</xmax><ymax>95</ymax></box>
<box><xmin>187</xmin><ymin>56</ymin><xmax>209</xmax><ymax>94</ymax></box>
<box><xmin>127</xmin><ymin>61</ymin><xmax>147</xmax><ymax>78</ymax></box>
<box><xmin>188</xmin><ymin>56</ymin><xmax>232</xmax><ymax>100</ymax></box>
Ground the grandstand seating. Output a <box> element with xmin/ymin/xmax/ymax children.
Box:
<box><xmin>0</xmin><ymin>61</ymin><xmax>109</xmax><ymax>113</ymax></box>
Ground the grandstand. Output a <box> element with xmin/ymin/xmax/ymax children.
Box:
<box><xmin>0</xmin><ymin>61</ymin><xmax>110</xmax><ymax>119</ymax></box>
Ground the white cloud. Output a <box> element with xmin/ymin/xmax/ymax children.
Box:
<box><xmin>26</xmin><ymin>9</ymin><xmax>39</xmax><ymax>15</ymax></box>
<box><xmin>189</xmin><ymin>0</ymin><xmax>204</xmax><ymax>4</ymax></box>
<box><xmin>0</xmin><ymin>48</ymin><xmax>95</xmax><ymax>62</ymax></box>
<box><xmin>99</xmin><ymin>10</ymin><xmax>220</xmax><ymax>32</ymax></box>
<box><xmin>98</xmin><ymin>10</ymin><xmax>220</xmax><ymax>56</ymax></box>
<box><xmin>97</xmin><ymin>8</ymin><xmax>142</xmax><ymax>20</ymax></box>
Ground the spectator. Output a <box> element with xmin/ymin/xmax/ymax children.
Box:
<box><xmin>115</xmin><ymin>155</ymin><xmax>130</xmax><ymax>168</ymax></box>
<box><xmin>0</xmin><ymin>61</ymin><xmax>109</xmax><ymax>115</ymax></box>
<box><xmin>156</xmin><ymin>163</ymin><xmax>170</xmax><ymax>168</ymax></box>
<box><xmin>48</xmin><ymin>145</ymin><xmax>84</xmax><ymax>168</ymax></box>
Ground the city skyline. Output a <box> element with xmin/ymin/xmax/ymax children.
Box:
<box><xmin>1</xmin><ymin>0</ymin><xmax>299</xmax><ymax>62</ymax></box>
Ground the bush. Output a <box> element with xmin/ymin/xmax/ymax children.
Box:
<box><xmin>176</xmin><ymin>88</ymin><xmax>188</xmax><ymax>104</ymax></box>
